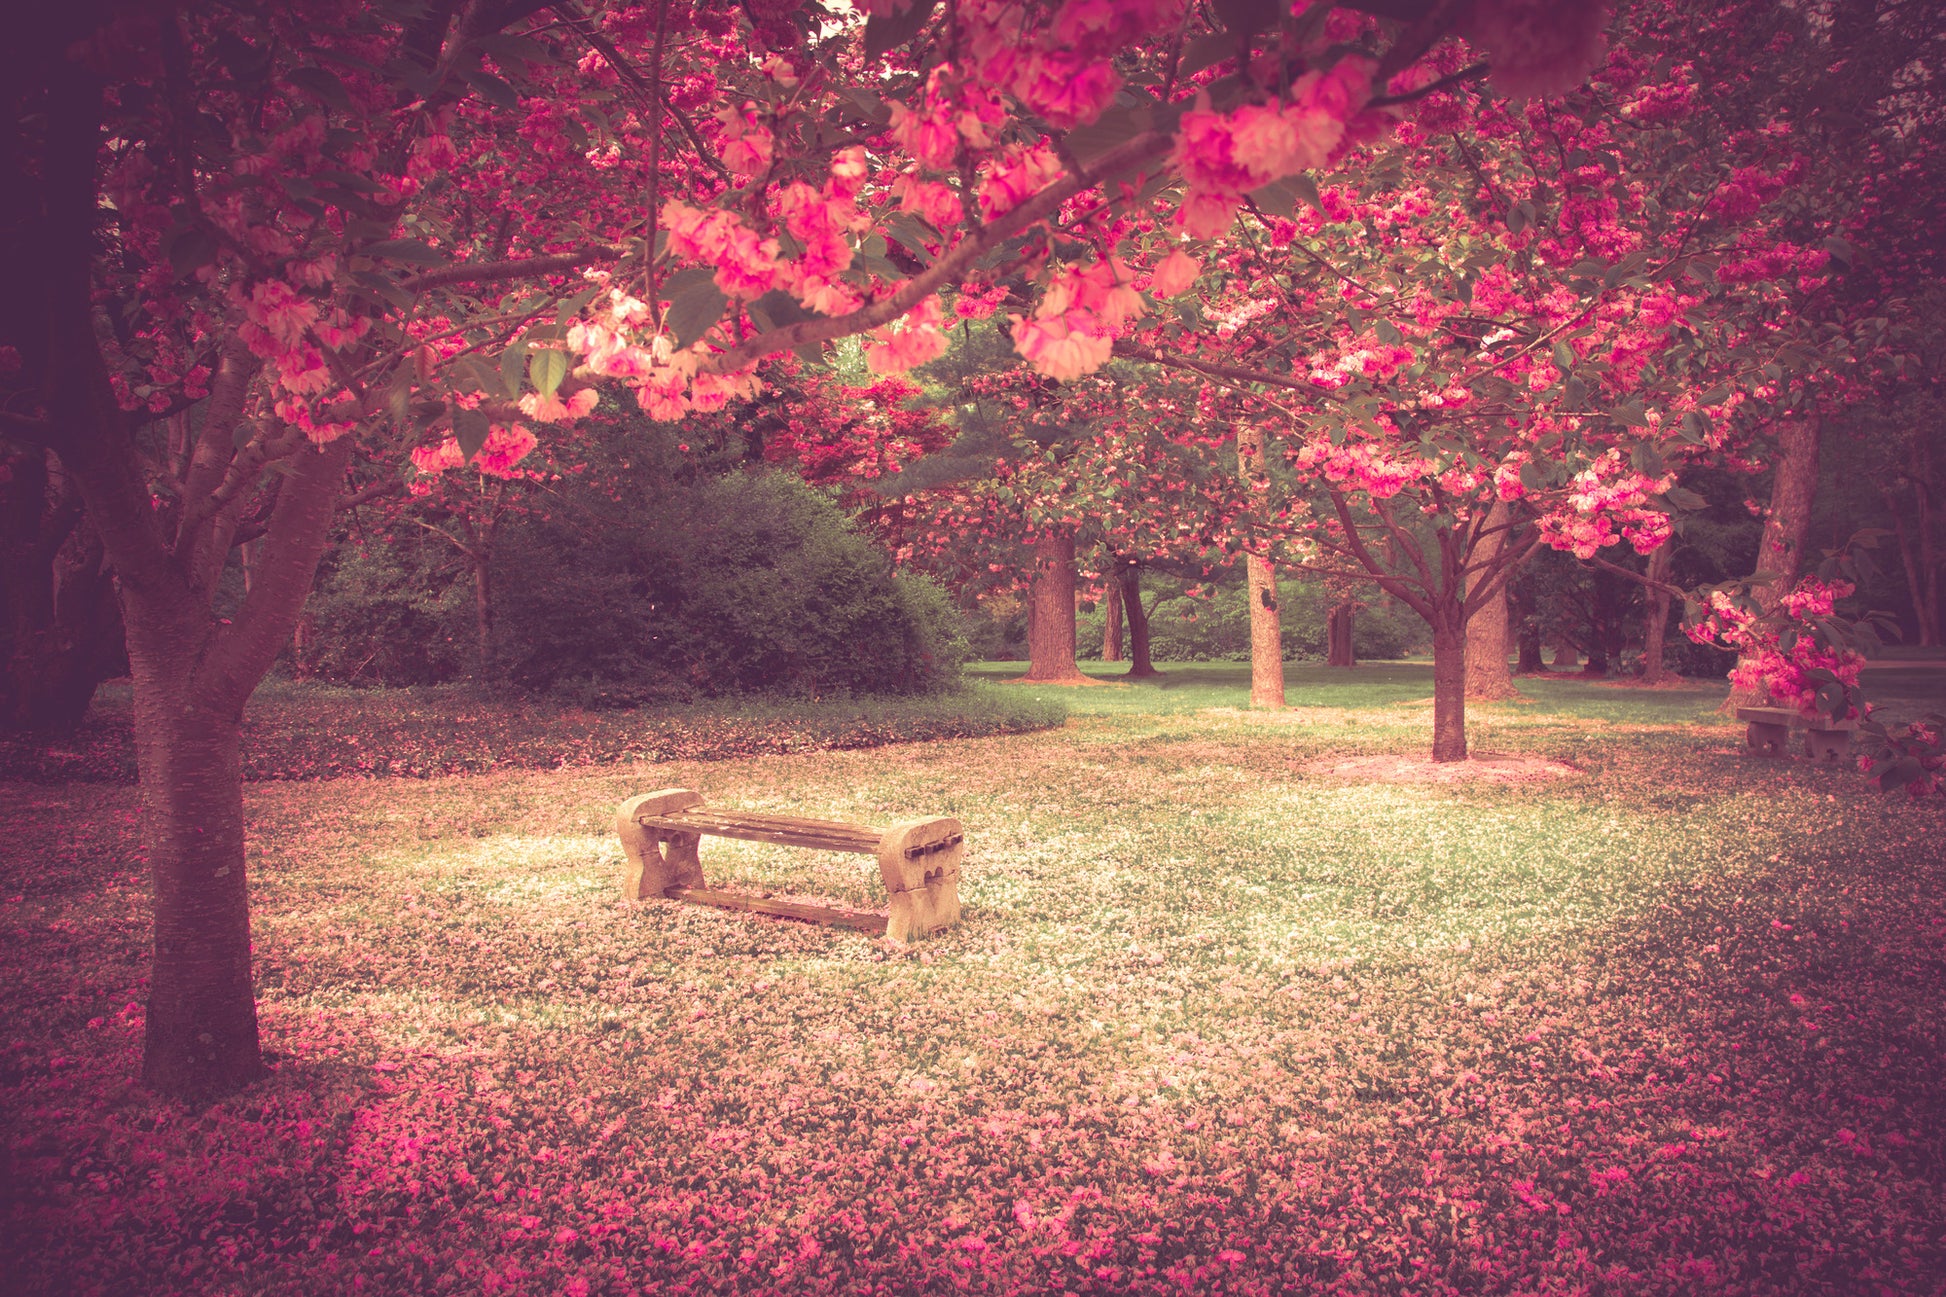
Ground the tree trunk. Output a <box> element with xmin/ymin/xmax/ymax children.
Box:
<box><xmin>1883</xmin><ymin>433</ymin><xmax>1939</xmax><ymax>647</ymax></box>
<box><xmin>1</xmin><ymin>452</ymin><xmax>126</xmax><ymax>734</ymax></box>
<box><xmin>131</xmin><ymin>660</ymin><xmax>263</xmax><ymax>1100</ymax></box>
<box><xmin>1725</xmin><ymin>416</ymin><xmax>1822</xmax><ymax>710</ymax></box>
<box><xmin>1549</xmin><ymin>639</ymin><xmax>1578</xmax><ymax>669</ymax></box>
<box><xmin>1511</xmin><ymin>578</ymin><xmax>1545</xmax><ymax>674</ymax></box>
<box><xmin>1235</xmin><ymin>425</ymin><xmax>1284</xmax><ymax>707</ymax></box>
<box><xmin>1119</xmin><ymin>563</ymin><xmax>1160</xmax><ymax>678</ymax></box>
<box><xmin>1431</xmin><ymin>613</ymin><xmax>1467</xmax><ymax>762</ymax></box>
<box><xmin>1464</xmin><ymin>502</ymin><xmax>1519</xmax><ymax>700</ymax></box>
<box><xmin>1101</xmin><ymin>576</ymin><xmax>1123</xmax><ymax>661</ymax></box>
<box><xmin>1016</xmin><ymin>531</ymin><xmax>1091</xmax><ymax>683</ymax></box>
<box><xmin>1326</xmin><ymin>597</ymin><xmax>1355</xmax><ymax>667</ymax></box>
<box><xmin>1245</xmin><ymin>554</ymin><xmax>1284</xmax><ymax>707</ymax></box>
<box><xmin>472</xmin><ymin>551</ymin><xmax>494</xmax><ymax>678</ymax></box>
<box><xmin>1639</xmin><ymin>544</ymin><xmax>1675</xmax><ymax>683</ymax></box>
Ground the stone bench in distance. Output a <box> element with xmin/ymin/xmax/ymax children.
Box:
<box><xmin>615</xmin><ymin>788</ymin><xmax>963</xmax><ymax>942</ymax></box>
<box><xmin>1735</xmin><ymin>706</ymin><xmax>1858</xmax><ymax>762</ymax></box>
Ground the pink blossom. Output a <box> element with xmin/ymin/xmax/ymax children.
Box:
<box><xmin>1148</xmin><ymin>249</ymin><xmax>1200</xmax><ymax>299</ymax></box>
<box><xmin>864</xmin><ymin>296</ymin><xmax>951</xmax><ymax>375</ymax></box>
<box><xmin>1010</xmin><ymin>312</ymin><xmax>1113</xmax><ymax>382</ymax></box>
<box><xmin>976</xmin><ymin>143</ymin><xmax>1063</xmax><ymax>222</ymax></box>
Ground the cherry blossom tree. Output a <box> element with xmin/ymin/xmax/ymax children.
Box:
<box><xmin>4</xmin><ymin>0</ymin><xmax>1618</xmax><ymax>1099</ymax></box>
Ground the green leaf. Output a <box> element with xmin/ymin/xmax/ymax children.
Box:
<box><xmin>472</xmin><ymin>33</ymin><xmax>554</xmax><ymax>67</ymax></box>
<box><xmin>1248</xmin><ymin>174</ymin><xmax>1322</xmax><ymax>221</ymax></box>
<box><xmin>1176</xmin><ymin>32</ymin><xmax>1237</xmax><ymax>78</ymax></box>
<box><xmin>748</xmin><ymin>289</ymin><xmax>813</xmax><ymax>331</ymax></box>
<box><xmin>665</xmin><ymin>275</ymin><xmax>728</xmax><ymax>351</ymax></box>
<box><xmin>527</xmin><ymin>348</ymin><xmax>566</xmax><ymax>398</ymax></box>
<box><xmin>452</xmin><ymin>408</ymin><xmax>491</xmax><ymax>461</ymax></box>
<box><xmin>166</xmin><ymin>227</ymin><xmax>219</xmax><ymax>279</ymax></box>
<box><xmin>500</xmin><ymin>338</ymin><xmax>531</xmax><ymax>399</ymax></box>
<box><xmin>882</xmin><ymin>212</ymin><xmax>938</xmax><ymax>265</ymax></box>
<box><xmin>1663</xmin><ymin>486</ymin><xmax>1707</xmax><ymax>510</ymax></box>
<box><xmin>364</xmin><ymin>238</ymin><xmax>449</xmax><ymax>265</ymax></box>
<box><xmin>460</xmin><ymin>67</ymin><xmax>519</xmax><ymax>110</ymax></box>
<box><xmin>352</xmin><ymin>270</ymin><xmax>415</xmax><ymax>310</ymax></box>
<box><xmin>1064</xmin><ymin>103</ymin><xmax>1151</xmax><ymax>166</ymax></box>
<box><xmin>1551</xmin><ymin>340</ymin><xmax>1574</xmax><ymax>370</ymax></box>
<box><xmin>1609</xmin><ymin>403</ymin><xmax>1649</xmax><ymax>428</ymax></box>
<box><xmin>1374</xmin><ymin>318</ymin><xmax>1402</xmax><ymax>346</ymax></box>
<box><xmin>285</xmin><ymin>66</ymin><xmax>351</xmax><ymax>110</ymax></box>
<box><xmin>864</xmin><ymin>0</ymin><xmax>937</xmax><ymax>61</ymax></box>
<box><xmin>1212</xmin><ymin>0</ymin><xmax>1280</xmax><ymax>36</ymax></box>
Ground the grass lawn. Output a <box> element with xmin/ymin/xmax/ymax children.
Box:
<box><xmin>3</xmin><ymin>663</ymin><xmax>1943</xmax><ymax>1294</ymax></box>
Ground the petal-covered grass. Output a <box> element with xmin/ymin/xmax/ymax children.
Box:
<box><xmin>4</xmin><ymin>665</ymin><xmax>1944</xmax><ymax>1295</ymax></box>
<box><xmin>0</xmin><ymin>681</ymin><xmax>1067</xmax><ymax>783</ymax></box>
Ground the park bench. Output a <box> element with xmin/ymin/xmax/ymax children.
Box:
<box><xmin>1736</xmin><ymin>706</ymin><xmax>1858</xmax><ymax>762</ymax></box>
<box><xmin>615</xmin><ymin>787</ymin><xmax>963</xmax><ymax>942</ymax></box>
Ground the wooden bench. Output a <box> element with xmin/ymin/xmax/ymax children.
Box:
<box><xmin>1736</xmin><ymin>706</ymin><xmax>1858</xmax><ymax>762</ymax></box>
<box><xmin>1803</xmin><ymin>717</ymin><xmax>1858</xmax><ymax>763</ymax></box>
<box><xmin>1736</xmin><ymin>706</ymin><xmax>1796</xmax><ymax>758</ymax></box>
<box><xmin>615</xmin><ymin>788</ymin><xmax>963</xmax><ymax>942</ymax></box>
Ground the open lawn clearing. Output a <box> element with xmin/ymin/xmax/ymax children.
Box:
<box><xmin>4</xmin><ymin>669</ymin><xmax>1944</xmax><ymax>1294</ymax></box>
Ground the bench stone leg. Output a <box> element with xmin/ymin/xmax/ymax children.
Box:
<box><xmin>1744</xmin><ymin>720</ymin><xmax>1789</xmax><ymax>758</ymax></box>
<box><xmin>878</xmin><ymin>817</ymin><xmax>965</xmax><ymax>943</ymax></box>
<box><xmin>617</xmin><ymin>789</ymin><xmax>707</xmax><ymax>900</ymax></box>
<box><xmin>1804</xmin><ymin>728</ymin><xmax>1852</xmax><ymax>763</ymax></box>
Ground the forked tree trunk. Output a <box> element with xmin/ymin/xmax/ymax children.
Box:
<box><xmin>1326</xmin><ymin>597</ymin><xmax>1355</xmax><ymax>667</ymax></box>
<box><xmin>1465</xmin><ymin>501</ymin><xmax>1519</xmax><ymax>701</ymax></box>
<box><xmin>1119</xmin><ymin>564</ymin><xmax>1160</xmax><ymax>679</ymax></box>
<box><xmin>1245</xmin><ymin>555</ymin><xmax>1285</xmax><ymax>707</ymax></box>
<box><xmin>1639</xmin><ymin>544</ymin><xmax>1675</xmax><ymax>683</ymax></box>
<box><xmin>1017</xmin><ymin>531</ymin><xmax>1091</xmax><ymax>684</ymax></box>
<box><xmin>1725</xmin><ymin>416</ymin><xmax>1822</xmax><ymax>711</ymax></box>
<box><xmin>1431</xmin><ymin>612</ymin><xmax>1467</xmax><ymax>762</ymax></box>
<box><xmin>1101</xmin><ymin>577</ymin><xmax>1123</xmax><ymax>661</ymax></box>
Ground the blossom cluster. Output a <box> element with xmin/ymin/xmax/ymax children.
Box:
<box><xmin>1685</xmin><ymin>578</ymin><xmax>1867</xmax><ymax>719</ymax></box>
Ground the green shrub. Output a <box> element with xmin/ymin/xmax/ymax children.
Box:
<box><xmin>298</xmin><ymin>539</ymin><xmax>472</xmax><ymax>685</ymax></box>
<box><xmin>494</xmin><ymin>468</ymin><xmax>967</xmax><ymax>701</ymax></box>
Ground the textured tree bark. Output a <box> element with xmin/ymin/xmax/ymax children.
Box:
<box><xmin>1326</xmin><ymin>597</ymin><xmax>1355</xmax><ymax>667</ymax></box>
<box><xmin>1235</xmin><ymin>425</ymin><xmax>1284</xmax><ymax>707</ymax></box>
<box><xmin>1245</xmin><ymin>554</ymin><xmax>1285</xmax><ymax>708</ymax></box>
<box><xmin>1511</xmin><ymin>579</ymin><xmax>1545</xmax><ymax>674</ymax></box>
<box><xmin>1549</xmin><ymin>639</ymin><xmax>1578</xmax><ymax>669</ymax></box>
<box><xmin>471</xmin><ymin>549</ymin><xmax>495</xmax><ymax>679</ymax></box>
<box><xmin>1431</xmin><ymin>614</ymin><xmax>1467</xmax><ymax>762</ymax></box>
<box><xmin>1</xmin><ymin>452</ymin><xmax>127</xmax><ymax>734</ymax></box>
<box><xmin>1883</xmin><ymin>432</ymin><xmax>1938</xmax><ymax>647</ymax></box>
<box><xmin>1100</xmin><ymin>576</ymin><xmax>1123</xmax><ymax>661</ymax></box>
<box><xmin>1017</xmin><ymin>531</ymin><xmax>1091</xmax><ymax>683</ymax></box>
<box><xmin>1639</xmin><ymin>544</ymin><xmax>1675</xmax><ymax>683</ymax></box>
<box><xmin>1464</xmin><ymin>502</ymin><xmax>1519</xmax><ymax>700</ymax></box>
<box><xmin>1725</xmin><ymin>416</ymin><xmax>1822</xmax><ymax>711</ymax></box>
<box><xmin>1119</xmin><ymin>563</ymin><xmax>1160</xmax><ymax>678</ymax></box>
<box><xmin>131</xmin><ymin>661</ymin><xmax>263</xmax><ymax>1100</ymax></box>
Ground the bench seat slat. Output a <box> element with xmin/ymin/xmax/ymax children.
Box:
<box><xmin>635</xmin><ymin>811</ymin><xmax>881</xmax><ymax>854</ymax></box>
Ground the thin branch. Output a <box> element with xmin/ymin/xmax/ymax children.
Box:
<box><xmin>702</xmin><ymin>129</ymin><xmax>1176</xmax><ymax>373</ymax></box>
<box><xmin>400</xmin><ymin>243</ymin><xmax>628</xmax><ymax>292</ymax></box>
